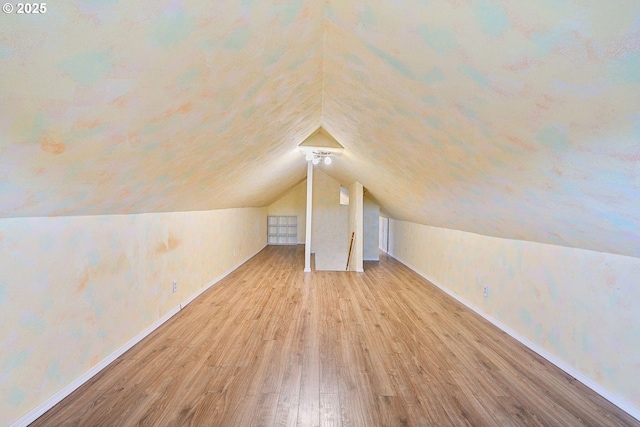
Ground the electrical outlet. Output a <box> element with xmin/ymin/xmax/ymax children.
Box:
<box><xmin>172</xmin><ymin>280</ymin><xmax>177</xmax><ymax>293</ymax></box>
<box><xmin>482</xmin><ymin>284</ymin><xmax>489</xmax><ymax>297</ymax></box>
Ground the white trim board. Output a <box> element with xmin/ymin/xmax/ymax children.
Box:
<box><xmin>180</xmin><ymin>244</ymin><xmax>265</xmax><ymax>309</ymax></box>
<box><xmin>391</xmin><ymin>255</ymin><xmax>640</xmax><ymax>423</ymax></box>
<box><xmin>9</xmin><ymin>306</ymin><xmax>179</xmax><ymax>427</ymax></box>
<box><xmin>10</xmin><ymin>244</ymin><xmax>266</xmax><ymax>427</ymax></box>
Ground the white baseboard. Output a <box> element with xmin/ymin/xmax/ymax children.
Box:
<box><xmin>11</xmin><ymin>244</ymin><xmax>266</xmax><ymax>427</ymax></box>
<box><xmin>390</xmin><ymin>254</ymin><xmax>640</xmax><ymax>423</ymax></box>
<box><xmin>10</xmin><ymin>306</ymin><xmax>179</xmax><ymax>427</ymax></box>
<box><xmin>181</xmin><ymin>244</ymin><xmax>265</xmax><ymax>309</ymax></box>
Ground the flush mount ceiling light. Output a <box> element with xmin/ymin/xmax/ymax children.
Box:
<box><xmin>298</xmin><ymin>127</ymin><xmax>344</xmax><ymax>166</ymax></box>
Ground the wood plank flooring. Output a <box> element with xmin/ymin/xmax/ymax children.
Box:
<box><xmin>32</xmin><ymin>245</ymin><xmax>640</xmax><ymax>427</ymax></box>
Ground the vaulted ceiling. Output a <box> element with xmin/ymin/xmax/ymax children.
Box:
<box><xmin>1</xmin><ymin>1</ymin><xmax>639</xmax><ymax>258</ymax></box>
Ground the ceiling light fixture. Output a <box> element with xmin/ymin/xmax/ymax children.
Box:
<box><xmin>306</xmin><ymin>151</ymin><xmax>333</xmax><ymax>166</ymax></box>
<box><xmin>298</xmin><ymin>129</ymin><xmax>344</xmax><ymax>165</ymax></box>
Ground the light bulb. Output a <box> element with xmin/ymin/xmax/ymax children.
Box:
<box><xmin>312</xmin><ymin>158</ymin><xmax>320</xmax><ymax>165</ymax></box>
<box><xmin>324</xmin><ymin>156</ymin><xmax>332</xmax><ymax>165</ymax></box>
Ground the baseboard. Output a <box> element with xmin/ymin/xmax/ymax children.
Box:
<box><xmin>181</xmin><ymin>243</ymin><xmax>266</xmax><ymax>308</ymax></box>
<box><xmin>10</xmin><ymin>306</ymin><xmax>180</xmax><ymax>427</ymax></box>
<box><xmin>11</xmin><ymin>244</ymin><xmax>266</xmax><ymax>427</ymax></box>
<box><xmin>390</xmin><ymin>254</ymin><xmax>640</xmax><ymax>423</ymax></box>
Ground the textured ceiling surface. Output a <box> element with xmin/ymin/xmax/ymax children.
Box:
<box><xmin>321</xmin><ymin>0</ymin><xmax>640</xmax><ymax>258</ymax></box>
<box><xmin>1</xmin><ymin>1</ymin><xmax>639</xmax><ymax>257</ymax></box>
<box><xmin>0</xmin><ymin>0</ymin><xmax>323</xmax><ymax>216</ymax></box>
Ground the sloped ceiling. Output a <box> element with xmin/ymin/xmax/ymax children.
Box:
<box><xmin>320</xmin><ymin>0</ymin><xmax>640</xmax><ymax>258</ymax></box>
<box><xmin>0</xmin><ymin>1</ymin><xmax>323</xmax><ymax>215</ymax></box>
<box><xmin>1</xmin><ymin>1</ymin><xmax>639</xmax><ymax>258</ymax></box>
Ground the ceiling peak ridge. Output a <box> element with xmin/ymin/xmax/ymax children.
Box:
<box><xmin>319</xmin><ymin>0</ymin><xmax>329</xmax><ymax>126</ymax></box>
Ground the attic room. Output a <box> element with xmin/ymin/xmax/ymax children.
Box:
<box><xmin>1</xmin><ymin>0</ymin><xmax>639</xmax><ymax>426</ymax></box>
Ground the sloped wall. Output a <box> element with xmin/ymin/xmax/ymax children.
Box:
<box><xmin>322</xmin><ymin>0</ymin><xmax>640</xmax><ymax>259</ymax></box>
<box><xmin>388</xmin><ymin>219</ymin><xmax>640</xmax><ymax>417</ymax></box>
<box><xmin>268</xmin><ymin>180</ymin><xmax>307</xmax><ymax>243</ymax></box>
<box><xmin>0</xmin><ymin>0</ymin><xmax>323</xmax><ymax>218</ymax></box>
<box><xmin>0</xmin><ymin>208</ymin><xmax>266</xmax><ymax>426</ymax></box>
<box><xmin>312</xmin><ymin>169</ymin><xmax>348</xmax><ymax>270</ymax></box>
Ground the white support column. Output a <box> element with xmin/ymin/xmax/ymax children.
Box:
<box><xmin>304</xmin><ymin>160</ymin><xmax>313</xmax><ymax>272</ymax></box>
<box><xmin>348</xmin><ymin>181</ymin><xmax>364</xmax><ymax>272</ymax></box>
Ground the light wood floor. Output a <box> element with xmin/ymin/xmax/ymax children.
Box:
<box><xmin>32</xmin><ymin>245</ymin><xmax>639</xmax><ymax>427</ymax></box>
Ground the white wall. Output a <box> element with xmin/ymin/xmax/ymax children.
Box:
<box><xmin>363</xmin><ymin>197</ymin><xmax>379</xmax><ymax>261</ymax></box>
<box><xmin>388</xmin><ymin>219</ymin><xmax>640</xmax><ymax>418</ymax></box>
<box><xmin>379</xmin><ymin>216</ymin><xmax>389</xmax><ymax>253</ymax></box>
<box><xmin>312</xmin><ymin>169</ymin><xmax>348</xmax><ymax>271</ymax></box>
<box><xmin>267</xmin><ymin>179</ymin><xmax>306</xmax><ymax>243</ymax></box>
<box><xmin>0</xmin><ymin>208</ymin><xmax>267</xmax><ymax>426</ymax></box>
